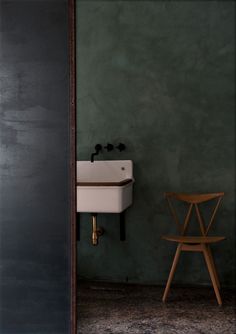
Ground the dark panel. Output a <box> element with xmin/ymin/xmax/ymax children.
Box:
<box><xmin>0</xmin><ymin>1</ymin><xmax>70</xmax><ymax>333</ymax></box>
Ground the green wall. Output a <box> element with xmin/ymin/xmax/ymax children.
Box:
<box><xmin>76</xmin><ymin>0</ymin><xmax>235</xmax><ymax>287</ymax></box>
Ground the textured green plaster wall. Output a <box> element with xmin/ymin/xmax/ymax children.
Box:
<box><xmin>76</xmin><ymin>1</ymin><xmax>235</xmax><ymax>286</ymax></box>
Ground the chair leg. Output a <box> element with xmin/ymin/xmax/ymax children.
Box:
<box><xmin>207</xmin><ymin>245</ymin><xmax>220</xmax><ymax>289</ymax></box>
<box><xmin>202</xmin><ymin>244</ymin><xmax>222</xmax><ymax>306</ymax></box>
<box><xmin>162</xmin><ymin>243</ymin><xmax>182</xmax><ymax>302</ymax></box>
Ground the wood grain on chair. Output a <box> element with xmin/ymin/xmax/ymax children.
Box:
<box><xmin>162</xmin><ymin>192</ymin><xmax>225</xmax><ymax>305</ymax></box>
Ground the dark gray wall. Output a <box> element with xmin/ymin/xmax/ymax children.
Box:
<box><xmin>0</xmin><ymin>1</ymin><xmax>71</xmax><ymax>333</ymax></box>
<box><xmin>76</xmin><ymin>1</ymin><xmax>235</xmax><ymax>287</ymax></box>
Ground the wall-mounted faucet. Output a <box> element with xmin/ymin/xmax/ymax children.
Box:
<box><xmin>91</xmin><ymin>144</ymin><xmax>102</xmax><ymax>162</ymax></box>
<box><xmin>91</xmin><ymin>142</ymin><xmax>125</xmax><ymax>162</ymax></box>
<box><xmin>104</xmin><ymin>143</ymin><xmax>114</xmax><ymax>151</ymax></box>
<box><xmin>116</xmin><ymin>143</ymin><xmax>126</xmax><ymax>151</ymax></box>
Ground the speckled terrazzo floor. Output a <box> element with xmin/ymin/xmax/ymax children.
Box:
<box><xmin>78</xmin><ymin>281</ymin><xmax>235</xmax><ymax>334</ymax></box>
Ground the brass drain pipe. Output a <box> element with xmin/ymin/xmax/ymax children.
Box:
<box><xmin>91</xmin><ymin>214</ymin><xmax>104</xmax><ymax>246</ymax></box>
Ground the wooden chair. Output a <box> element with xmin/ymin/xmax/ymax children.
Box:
<box><xmin>162</xmin><ymin>192</ymin><xmax>225</xmax><ymax>305</ymax></box>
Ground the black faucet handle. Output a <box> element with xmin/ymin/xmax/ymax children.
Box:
<box><xmin>95</xmin><ymin>144</ymin><xmax>102</xmax><ymax>152</ymax></box>
<box><xmin>104</xmin><ymin>143</ymin><xmax>114</xmax><ymax>152</ymax></box>
<box><xmin>116</xmin><ymin>143</ymin><xmax>126</xmax><ymax>151</ymax></box>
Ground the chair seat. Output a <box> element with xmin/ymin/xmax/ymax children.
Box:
<box><xmin>162</xmin><ymin>235</ymin><xmax>225</xmax><ymax>244</ymax></box>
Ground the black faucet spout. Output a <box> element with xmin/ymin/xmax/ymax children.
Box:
<box><xmin>90</xmin><ymin>152</ymin><xmax>97</xmax><ymax>163</ymax></box>
<box><xmin>91</xmin><ymin>144</ymin><xmax>102</xmax><ymax>162</ymax></box>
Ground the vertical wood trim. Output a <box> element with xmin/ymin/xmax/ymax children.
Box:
<box><xmin>182</xmin><ymin>203</ymin><xmax>193</xmax><ymax>235</ymax></box>
<box><xmin>195</xmin><ymin>203</ymin><xmax>206</xmax><ymax>236</ymax></box>
<box><xmin>206</xmin><ymin>197</ymin><xmax>222</xmax><ymax>235</ymax></box>
<box><xmin>202</xmin><ymin>245</ymin><xmax>222</xmax><ymax>305</ymax></box>
<box><xmin>207</xmin><ymin>245</ymin><xmax>221</xmax><ymax>289</ymax></box>
<box><xmin>68</xmin><ymin>0</ymin><xmax>77</xmax><ymax>333</ymax></box>
<box><xmin>162</xmin><ymin>243</ymin><xmax>182</xmax><ymax>302</ymax></box>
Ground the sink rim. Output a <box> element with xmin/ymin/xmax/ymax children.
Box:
<box><xmin>76</xmin><ymin>178</ymin><xmax>133</xmax><ymax>187</ymax></box>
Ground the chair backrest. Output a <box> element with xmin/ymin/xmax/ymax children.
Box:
<box><xmin>164</xmin><ymin>192</ymin><xmax>224</xmax><ymax>236</ymax></box>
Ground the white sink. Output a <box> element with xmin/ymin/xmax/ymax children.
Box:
<box><xmin>76</xmin><ymin>160</ymin><xmax>134</xmax><ymax>213</ymax></box>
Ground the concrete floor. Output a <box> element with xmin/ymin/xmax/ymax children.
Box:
<box><xmin>78</xmin><ymin>281</ymin><xmax>235</xmax><ymax>334</ymax></box>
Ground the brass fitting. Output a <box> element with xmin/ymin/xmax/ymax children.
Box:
<box><xmin>91</xmin><ymin>214</ymin><xmax>104</xmax><ymax>246</ymax></box>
